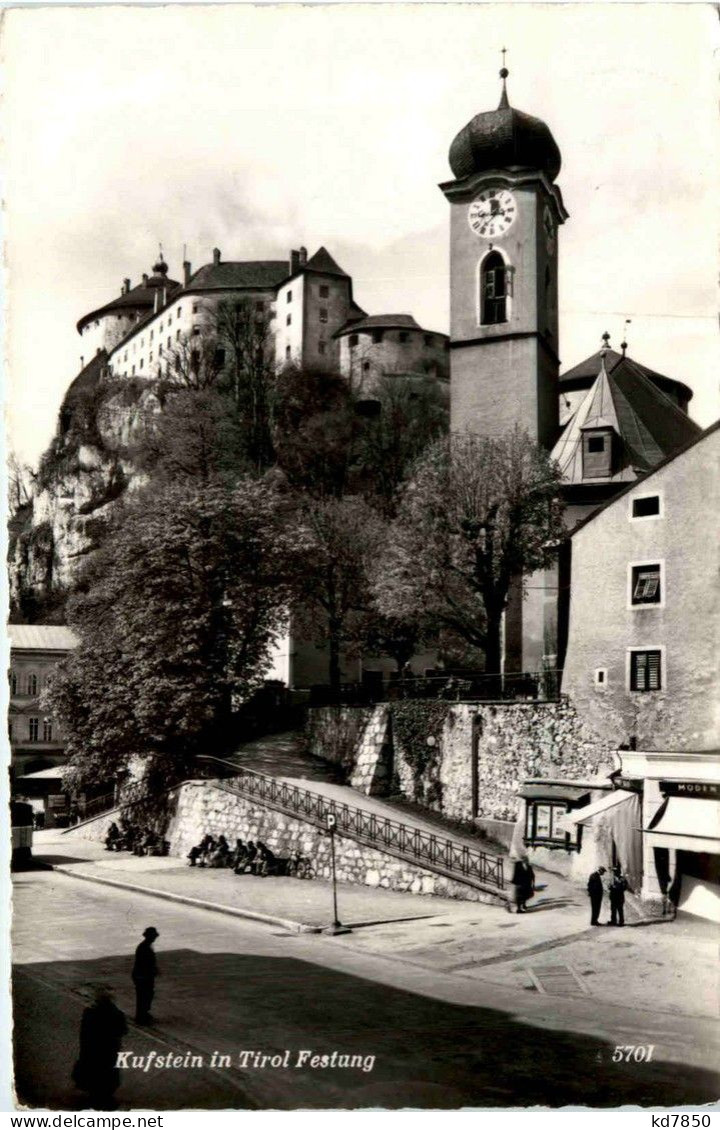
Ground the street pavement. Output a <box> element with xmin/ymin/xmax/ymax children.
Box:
<box><xmin>11</xmin><ymin>844</ymin><xmax>720</xmax><ymax>1111</ymax></box>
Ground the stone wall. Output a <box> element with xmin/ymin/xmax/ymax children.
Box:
<box><xmin>305</xmin><ymin>705</ymin><xmax>373</xmax><ymax>776</ymax></box>
<box><xmin>309</xmin><ymin>699</ymin><xmax>616</xmax><ymax>825</ymax></box>
<box><xmin>349</xmin><ymin>706</ymin><xmax>392</xmax><ymax>795</ymax></box>
<box><xmin>165</xmin><ymin>780</ymin><xmax>504</xmax><ymax>904</ymax></box>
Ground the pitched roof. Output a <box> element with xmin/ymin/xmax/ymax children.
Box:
<box><xmin>187</xmin><ymin>260</ymin><xmax>289</xmax><ymax>291</ymax></box>
<box><xmin>9</xmin><ymin>624</ymin><xmax>79</xmax><ymax>651</ymax></box>
<box><xmin>552</xmin><ymin>354</ymin><xmax>702</xmax><ymax>485</ymax></box>
<box><xmin>304</xmin><ymin>246</ymin><xmax>348</xmax><ymax>277</ymax></box>
<box><xmin>77</xmin><ymin>275</ymin><xmax>181</xmax><ymax>333</ymax></box>
<box><xmin>570</xmin><ymin>418</ymin><xmax>720</xmax><ymax>537</ymax></box>
<box><xmin>336</xmin><ymin>313</ymin><xmax>424</xmax><ymax>336</ymax></box>
<box><xmin>560</xmin><ymin>347</ymin><xmax>693</xmax><ymax>405</ymax></box>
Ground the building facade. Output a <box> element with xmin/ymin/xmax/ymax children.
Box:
<box><xmin>8</xmin><ymin>624</ymin><xmax>78</xmax><ymax>778</ymax></box>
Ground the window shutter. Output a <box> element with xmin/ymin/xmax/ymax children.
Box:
<box><xmin>648</xmin><ymin>652</ymin><xmax>661</xmax><ymax>690</ymax></box>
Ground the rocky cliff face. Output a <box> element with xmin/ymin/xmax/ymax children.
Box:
<box><xmin>9</xmin><ymin>353</ymin><xmax>160</xmax><ymax>620</ymax></box>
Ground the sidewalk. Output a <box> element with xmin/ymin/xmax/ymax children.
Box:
<box><xmin>35</xmin><ymin>830</ymin><xmax>719</xmax><ymax>1022</ymax></box>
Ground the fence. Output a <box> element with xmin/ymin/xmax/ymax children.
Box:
<box><xmin>308</xmin><ymin>668</ymin><xmax>563</xmax><ymax>707</ymax></box>
<box><xmin>198</xmin><ymin>756</ymin><xmax>504</xmax><ymax>892</ymax></box>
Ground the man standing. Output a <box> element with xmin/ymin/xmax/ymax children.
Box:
<box><xmin>609</xmin><ymin>864</ymin><xmax>629</xmax><ymax>926</ymax></box>
<box><xmin>587</xmin><ymin>866</ymin><xmax>606</xmax><ymax>925</ymax></box>
<box><xmin>132</xmin><ymin>926</ymin><xmax>159</xmax><ymax>1024</ymax></box>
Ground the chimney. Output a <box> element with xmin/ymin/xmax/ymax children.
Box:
<box><xmin>290</xmin><ymin>249</ymin><xmax>300</xmax><ymax>275</ymax></box>
<box><xmin>183</xmin><ymin>261</ymin><xmax>192</xmax><ymax>286</ymax></box>
<box><xmin>299</xmin><ymin>246</ymin><xmax>307</xmax><ymax>266</ymax></box>
<box><xmin>154</xmin><ymin>290</ymin><xmax>159</xmax><ymax>313</ymax></box>
<box><xmin>122</xmin><ymin>278</ymin><xmax>131</xmax><ymax>295</ymax></box>
<box><xmin>142</xmin><ymin>273</ymin><xmax>149</xmax><ymax>286</ymax></box>
<box><xmin>213</xmin><ymin>247</ymin><xmax>221</xmax><ymax>266</ymax></box>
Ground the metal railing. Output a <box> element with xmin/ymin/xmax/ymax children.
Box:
<box><xmin>308</xmin><ymin>669</ymin><xmax>563</xmax><ymax>707</ymax></box>
<box><xmin>197</xmin><ymin>756</ymin><xmax>504</xmax><ymax>892</ymax></box>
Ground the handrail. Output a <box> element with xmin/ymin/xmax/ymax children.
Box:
<box><xmin>196</xmin><ymin>755</ymin><xmax>504</xmax><ymax>892</ymax></box>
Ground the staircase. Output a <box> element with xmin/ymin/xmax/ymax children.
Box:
<box><xmin>199</xmin><ymin>756</ymin><xmax>505</xmax><ymax>897</ymax></box>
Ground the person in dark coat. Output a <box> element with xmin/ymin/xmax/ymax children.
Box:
<box><xmin>518</xmin><ymin>859</ymin><xmax>535</xmax><ymax>911</ymax></box>
<box><xmin>72</xmin><ymin>986</ymin><xmax>127</xmax><ymax>1109</ymax></box>
<box><xmin>104</xmin><ymin>823</ymin><xmax>121</xmax><ymax>852</ymax></box>
<box><xmin>587</xmin><ymin>867</ymin><xmax>606</xmax><ymax>925</ymax></box>
<box><xmin>609</xmin><ymin>864</ymin><xmax>629</xmax><ymax>926</ymax></box>
<box><xmin>132</xmin><ymin>926</ymin><xmax>159</xmax><ymax>1023</ymax></box>
<box><xmin>236</xmin><ymin>841</ymin><xmax>257</xmax><ymax>874</ymax></box>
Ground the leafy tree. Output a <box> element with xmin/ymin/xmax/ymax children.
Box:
<box><xmin>47</xmin><ymin>478</ymin><xmax>305</xmax><ymax>795</ymax></box>
<box><xmin>375</xmin><ymin>428</ymin><xmax>565</xmax><ymax>679</ymax></box>
<box><xmin>294</xmin><ymin>495</ymin><xmax>386</xmax><ymax>690</ymax></box>
<box><xmin>272</xmin><ymin>365</ymin><xmax>358</xmax><ymax>498</ymax></box>
<box><xmin>211</xmin><ymin>298</ymin><xmax>277</xmax><ymax>471</ymax></box>
<box><xmin>134</xmin><ymin>386</ymin><xmax>249</xmax><ymax>486</ymax></box>
<box><xmin>353</xmin><ymin>373</ymin><xmax>448</xmax><ymax>513</ymax></box>
<box><xmin>361</xmin><ymin>609</ymin><xmax>431</xmax><ymax>674</ymax></box>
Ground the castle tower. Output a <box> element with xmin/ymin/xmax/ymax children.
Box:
<box><xmin>440</xmin><ymin>64</ymin><xmax>568</xmax><ymax>448</ymax></box>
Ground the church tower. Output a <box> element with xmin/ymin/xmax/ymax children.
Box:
<box><xmin>440</xmin><ymin>64</ymin><xmax>568</xmax><ymax>448</ymax></box>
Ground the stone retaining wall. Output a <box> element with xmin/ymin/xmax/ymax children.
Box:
<box><xmin>165</xmin><ymin>780</ymin><xmax>504</xmax><ymax>904</ymax></box>
<box><xmin>309</xmin><ymin>700</ymin><xmax>616</xmax><ymax>824</ymax></box>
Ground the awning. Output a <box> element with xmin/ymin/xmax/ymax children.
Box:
<box><xmin>560</xmin><ymin>788</ymin><xmax>636</xmax><ymax>828</ymax></box>
<box><xmin>645</xmin><ymin>797</ymin><xmax>720</xmax><ymax>855</ymax></box>
<box><xmin>16</xmin><ymin>766</ymin><xmax>66</xmax><ymax>780</ymax></box>
<box><xmin>517</xmin><ymin>784</ymin><xmax>590</xmax><ymax>803</ymax></box>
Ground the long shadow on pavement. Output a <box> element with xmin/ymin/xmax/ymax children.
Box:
<box><xmin>13</xmin><ymin>949</ymin><xmax>719</xmax><ymax>1111</ymax></box>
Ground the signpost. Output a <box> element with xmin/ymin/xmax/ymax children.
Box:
<box><xmin>323</xmin><ymin>812</ymin><xmax>351</xmax><ymax>936</ymax></box>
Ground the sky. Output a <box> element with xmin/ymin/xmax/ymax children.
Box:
<box><xmin>3</xmin><ymin>2</ymin><xmax>719</xmax><ymax>466</ymax></box>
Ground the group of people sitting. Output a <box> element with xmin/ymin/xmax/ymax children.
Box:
<box><xmin>187</xmin><ymin>835</ymin><xmax>286</xmax><ymax>877</ymax></box>
<box><xmin>104</xmin><ymin>819</ymin><xmax>169</xmax><ymax>857</ymax></box>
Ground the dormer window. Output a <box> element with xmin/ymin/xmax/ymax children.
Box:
<box><xmin>581</xmin><ymin>428</ymin><xmax>613</xmax><ymax>478</ymax></box>
<box><xmin>481</xmin><ymin>252</ymin><xmax>507</xmax><ymax>325</ymax></box>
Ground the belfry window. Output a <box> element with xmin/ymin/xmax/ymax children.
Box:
<box><xmin>481</xmin><ymin>252</ymin><xmax>507</xmax><ymax>325</ymax></box>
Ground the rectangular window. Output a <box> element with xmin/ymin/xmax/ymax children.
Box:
<box><xmin>399</xmin><ymin>331</ymin><xmax>409</xmax><ymax>343</ymax></box>
<box><xmin>158</xmin><ymin>344</ymin><xmax>163</xmax><ymax>356</ymax></box>
<box><xmin>27</xmin><ymin>674</ymin><xmax>38</xmax><ymax>696</ymax></box>
<box><xmin>10</xmin><ymin>672</ymin><xmax>17</xmax><ymax>695</ymax></box>
<box><xmin>287</xmin><ymin>291</ymin><xmax>292</xmax><ymax>303</ymax></box>
<box><xmin>632</xmin><ymin>495</ymin><xmax>661</xmax><ymax>519</ymax></box>
<box><xmin>167</xmin><ymin>337</ymin><xmax>171</xmax><ymax>348</ymax></box>
<box><xmin>176</xmin><ymin>329</ymin><xmax>181</xmax><ymax>340</ymax></box>
<box><xmin>319</xmin><ymin>309</ymin><xmax>328</xmax><ymax>324</ymax></box>
<box><xmin>43</xmin><ymin>719</ymin><xmax>53</xmax><ymax>742</ymax></box>
<box><xmin>632</xmin><ymin>564</ymin><xmax>661</xmax><ymax>605</ymax></box>
<box><xmin>285</xmin><ymin>345</ymin><xmax>291</xmax><ymax>359</ymax></box>
<box><xmin>372</xmin><ymin>330</ymin><xmax>383</xmax><ymax>344</ymax></box>
<box><xmin>595</xmin><ymin>668</ymin><xmax>607</xmax><ymax>687</ymax></box>
<box><xmin>192</xmin><ymin>326</ymin><xmax>200</xmax><ymax>336</ymax></box>
<box><xmin>362</xmin><ymin>360</ymin><xmax>371</xmax><ymax>372</ymax></box>
<box><xmin>588</xmin><ymin>435</ymin><xmax>605</xmax><ymax>454</ymax></box>
<box><xmin>8</xmin><ymin>720</ymin><xmax>12</xmax><ymax>741</ymax></box>
<box><xmin>29</xmin><ymin>717</ymin><xmax>39</xmax><ymax>742</ymax></box>
<box><xmin>319</xmin><ymin>285</ymin><xmax>329</xmax><ymax>298</ymax></box>
<box><xmin>192</xmin><ymin>303</ymin><xmax>199</xmax><ymax>314</ymax></box>
<box><xmin>286</xmin><ymin>314</ymin><xmax>292</xmax><ymax>326</ymax></box>
<box><xmin>630</xmin><ymin>650</ymin><xmax>662</xmax><ymax>692</ymax></box>
<box><xmin>349</xmin><ymin>334</ymin><xmax>358</xmax><ymax>348</ymax></box>
<box><xmin>177</xmin><ymin>308</ymin><xmax>182</xmax><ymax>318</ymax></box>
<box><xmin>150</xmin><ymin>329</ymin><xmax>154</xmax><ymax>340</ymax></box>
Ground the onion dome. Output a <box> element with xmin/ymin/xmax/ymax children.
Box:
<box><xmin>152</xmin><ymin>252</ymin><xmax>169</xmax><ymax>277</ymax></box>
<box><xmin>449</xmin><ymin>67</ymin><xmax>561</xmax><ymax>182</ymax></box>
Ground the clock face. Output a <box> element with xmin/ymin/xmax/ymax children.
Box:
<box><xmin>543</xmin><ymin>204</ymin><xmax>556</xmax><ymax>252</ymax></box>
<box><xmin>468</xmin><ymin>189</ymin><xmax>516</xmax><ymax>239</ymax></box>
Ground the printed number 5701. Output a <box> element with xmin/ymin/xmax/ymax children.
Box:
<box><xmin>612</xmin><ymin>1045</ymin><xmax>655</xmax><ymax>1062</ymax></box>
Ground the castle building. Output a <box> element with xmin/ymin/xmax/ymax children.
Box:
<box><xmin>90</xmin><ymin>246</ymin><xmax>447</xmax><ymax>390</ymax></box>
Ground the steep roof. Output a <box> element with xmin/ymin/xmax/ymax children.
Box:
<box><xmin>552</xmin><ymin>354</ymin><xmax>702</xmax><ymax>485</ymax></box>
<box><xmin>335</xmin><ymin>313</ymin><xmax>431</xmax><ymax>337</ymax></box>
<box><xmin>77</xmin><ymin>274</ymin><xmax>181</xmax><ymax>333</ymax></box>
<box><xmin>187</xmin><ymin>260</ymin><xmax>289</xmax><ymax>291</ymax></box>
<box><xmin>560</xmin><ymin>347</ymin><xmax>693</xmax><ymax>405</ymax></box>
<box><xmin>570</xmin><ymin>418</ymin><xmax>720</xmax><ymax>538</ymax></box>
<box><xmin>304</xmin><ymin>246</ymin><xmax>349</xmax><ymax>277</ymax></box>
<box><xmin>9</xmin><ymin>624</ymin><xmax>79</xmax><ymax>651</ymax></box>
